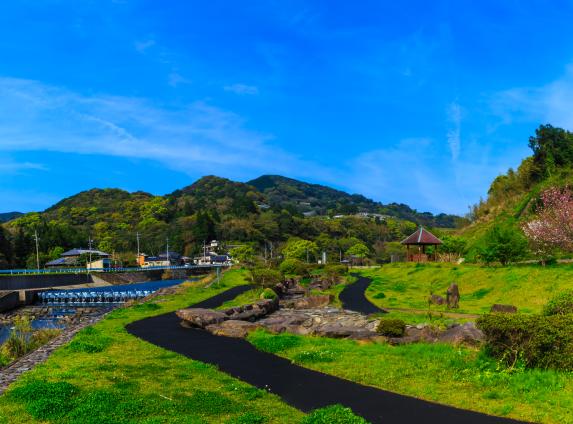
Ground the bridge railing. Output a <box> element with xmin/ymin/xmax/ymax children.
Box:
<box><xmin>0</xmin><ymin>263</ymin><xmax>230</xmax><ymax>276</ymax></box>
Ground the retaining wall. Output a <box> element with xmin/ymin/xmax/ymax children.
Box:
<box><xmin>0</xmin><ymin>291</ymin><xmax>20</xmax><ymax>313</ymax></box>
<box><xmin>0</xmin><ymin>274</ymin><xmax>91</xmax><ymax>291</ymax></box>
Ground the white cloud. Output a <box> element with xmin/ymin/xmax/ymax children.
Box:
<box><xmin>0</xmin><ymin>160</ymin><xmax>47</xmax><ymax>173</ymax></box>
<box><xmin>446</xmin><ymin>101</ymin><xmax>461</xmax><ymax>161</ymax></box>
<box><xmin>134</xmin><ymin>39</ymin><xmax>156</xmax><ymax>53</ymax></box>
<box><xmin>168</xmin><ymin>72</ymin><xmax>190</xmax><ymax>87</ymax></box>
<box><xmin>0</xmin><ymin>76</ymin><xmax>331</xmax><ymax>184</ymax></box>
<box><xmin>224</xmin><ymin>83</ymin><xmax>259</xmax><ymax>95</ymax></box>
<box><xmin>490</xmin><ymin>64</ymin><xmax>573</xmax><ymax>129</ymax></box>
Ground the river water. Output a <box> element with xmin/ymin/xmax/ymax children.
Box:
<box><xmin>0</xmin><ymin>278</ymin><xmax>186</xmax><ymax>345</ymax></box>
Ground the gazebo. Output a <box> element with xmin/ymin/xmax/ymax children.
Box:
<box><xmin>401</xmin><ymin>226</ymin><xmax>443</xmax><ymax>262</ymax></box>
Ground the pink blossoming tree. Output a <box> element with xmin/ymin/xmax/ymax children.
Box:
<box><xmin>522</xmin><ymin>187</ymin><xmax>573</xmax><ymax>262</ymax></box>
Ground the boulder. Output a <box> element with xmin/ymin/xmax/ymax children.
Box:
<box><xmin>437</xmin><ymin>322</ymin><xmax>484</xmax><ymax>346</ymax></box>
<box><xmin>428</xmin><ymin>294</ymin><xmax>445</xmax><ymax>305</ymax></box>
<box><xmin>314</xmin><ymin>325</ymin><xmax>376</xmax><ymax>339</ymax></box>
<box><xmin>206</xmin><ymin>320</ymin><xmax>261</xmax><ymax>338</ymax></box>
<box><xmin>446</xmin><ymin>283</ymin><xmax>460</xmax><ymax>309</ymax></box>
<box><xmin>176</xmin><ymin>308</ymin><xmax>227</xmax><ymax>328</ymax></box>
<box><xmin>490</xmin><ymin>304</ymin><xmax>518</xmax><ymax>314</ymax></box>
<box><xmin>281</xmin><ymin>295</ymin><xmax>333</xmax><ymax>309</ymax></box>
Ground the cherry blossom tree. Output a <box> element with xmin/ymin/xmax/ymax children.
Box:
<box><xmin>522</xmin><ymin>187</ymin><xmax>573</xmax><ymax>262</ymax></box>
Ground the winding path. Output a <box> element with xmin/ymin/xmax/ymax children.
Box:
<box><xmin>339</xmin><ymin>274</ymin><xmax>385</xmax><ymax>314</ymax></box>
<box><xmin>126</xmin><ymin>283</ymin><xmax>524</xmax><ymax>424</ymax></box>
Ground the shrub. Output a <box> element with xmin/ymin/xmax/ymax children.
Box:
<box><xmin>250</xmin><ymin>268</ymin><xmax>283</xmax><ymax>288</ymax></box>
<box><xmin>323</xmin><ymin>264</ymin><xmax>348</xmax><ymax>280</ymax></box>
<box><xmin>279</xmin><ymin>258</ymin><xmax>309</xmax><ymax>276</ymax></box>
<box><xmin>260</xmin><ymin>288</ymin><xmax>278</xmax><ymax>300</ymax></box>
<box><xmin>477</xmin><ymin>313</ymin><xmax>573</xmax><ymax>370</ymax></box>
<box><xmin>543</xmin><ymin>290</ymin><xmax>573</xmax><ymax>316</ymax></box>
<box><xmin>376</xmin><ymin>318</ymin><xmax>406</xmax><ymax>337</ymax></box>
<box><xmin>301</xmin><ymin>405</ymin><xmax>368</xmax><ymax>424</ymax></box>
<box><xmin>372</xmin><ymin>292</ymin><xmax>386</xmax><ymax>299</ymax></box>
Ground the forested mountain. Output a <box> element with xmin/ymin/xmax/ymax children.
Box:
<box><xmin>248</xmin><ymin>175</ymin><xmax>462</xmax><ymax>227</ymax></box>
<box><xmin>0</xmin><ymin>212</ymin><xmax>22</xmax><ymax>223</ymax></box>
<box><xmin>0</xmin><ymin>174</ymin><xmax>461</xmax><ymax>268</ymax></box>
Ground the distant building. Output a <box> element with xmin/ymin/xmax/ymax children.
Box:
<box><xmin>137</xmin><ymin>251</ymin><xmax>181</xmax><ymax>268</ymax></box>
<box><xmin>45</xmin><ymin>248</ymin><xmax>110</xmax><ymax>269</ymax></box>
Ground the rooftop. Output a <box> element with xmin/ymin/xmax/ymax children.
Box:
<box><xmin>401</xmin><ymin>227</ymin><xmax>442</xmax><ymax>245</ymax></box>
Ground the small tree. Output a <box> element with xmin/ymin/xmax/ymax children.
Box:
<box><xmin>230</xmin><ymin>245</ymin><xmax>256</xmax><ymax>266</ymax></box>
<box><xmin>282</xmin><ymin>239</ymin><xmax>319</xmax><ymax>262</ymax></box>
<box><xmin>346</xmin><ymin>243</ymin><xmax>369</xmax><ymax>265</ymax></box>
<box><xmin>279</xmin><ymin>258</ymin><xmax>309</xmax><ymax>277</ymax></box>
<box><xmin>250</xmin><ymin>267</ymin><xmax>283</xmax><ymax>288</ymax></box>
<box><xmin>478</xmin><ymin>220</ymin><xmax>528</xmax><ymax>265</ymax></box>
<box><xmin>523</xmin><ymin>187</ymin><xmax>573</xmax><ymax>263</ymax></box>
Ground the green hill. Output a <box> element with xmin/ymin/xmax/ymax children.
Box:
<box><xmin>461</xmin><ymin>124</ymin><xmax>573</xmax><ymax>254</ymax></box>
<box><xmin>0</xmin><ymin>212</ymin><xmax>22</xmax><ymax>223</ymax></box>
<box><xmin>0</xmin><ymin>174</ymin><xmax>462</xmax><ymax>268</ymax></box>
<box><xmin>248</xmin><ymin>175</ymin><xmax>463</xmax><ymax>227</ymax></box>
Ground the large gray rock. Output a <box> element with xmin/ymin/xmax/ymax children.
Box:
<box><xmin>206</xmin><ymin>320</ymin><xmax>261</xmax><ymax>338</ymax></box>
<box><xmin>446</xmin><ymin>283</ymin><xmax>460</xmax><ymax>309</ymax></box>
<box><xmin>314</xmin><ymin>325</ymin><xmax>376</xmax><ymax>339</ymax></box>
<box><xmin>176</xmin><ymin>308</ymin><xmax>228</xmax><ymax>328</ymax></box>
<box><xmin>490</xmin><ymin>304</ymin><xmax>518</xmax><ymax>314</ymax></box>
<box><xmin>281</xmin><ymin>295</ymin><xmax>332</xmax><ymax>310</ymax></box>
<box><xmin>428</xmin><ymin>294</ymin><xmax>445</xmax><ymax>305</ymax></box>
<box><xmin>223</xmin><ymin>298</ymin><xmax>279</xmax><ymax>321</ymax></box>
<box><xmin>437</xmin><ymin>322</ymin><xmax>484</xmax><ymax>346</ymax></box>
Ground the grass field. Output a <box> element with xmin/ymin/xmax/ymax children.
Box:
<box><xmin>247</xmin><ymin>329</ymin><xmax>573</xmax><ymax>424</ymax></box>
<box><xmin>0</xmin><ymin>270</ymin><xmax>304</xmax><ymax>424</ymax></box>
<box><xmin>360</xmin><ymin>262</ymin><xmax>573</xmax><ymax>315</ymax></box>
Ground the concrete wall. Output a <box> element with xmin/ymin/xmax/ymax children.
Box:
<box><xmin>0</xmin><ymin>291</ymin><xmax>20</xmax><ymax>313</ymax></box>
<box><xmin>0</xmin><ymin>274</ymin><xmax>91</xmax><ymax>291</ymax></box>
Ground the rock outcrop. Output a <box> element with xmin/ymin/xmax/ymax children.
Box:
<box><xmin>490</xmin><ymin>304</ymin><xmax>518</xmax><ymax>314</ymax></box>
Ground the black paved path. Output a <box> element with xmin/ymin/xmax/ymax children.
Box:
<box><xmin>126</xmin><ymin>284</ymin><xmax>525</xmax><ymax>424</ymax></box>
<box><xmin>339</xmin><ymin>274</ymin><xmax>385</xmax><ymax>314</ymax></box>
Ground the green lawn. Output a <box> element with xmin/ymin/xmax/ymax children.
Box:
<box><xmin>360</xmin><ymin>262</ymin><xmax>573</xmax><ymax>315</ymax></box>
<box><xmin>247</xmin><ymin>330</ymin><xmax>573</xmax><ymax>424</ymax></box>
<box><xmin>0</xmin><ymin>270</ymin><xmax>304</xmax><ymax>424</ymax></box>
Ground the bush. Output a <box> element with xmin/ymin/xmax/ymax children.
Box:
<box><xmin>543</xmin><ymin>290</ymin><xmax>573</xmax><ymax>316</ymax></box>
<box><xmin>260</xmin><ymin>288</ymin><xmax>278</xmax><ymax>300</ymax></box>
<box><xmin>477</xmin><ymin>313</ymin><xmax>573</xmax><ymax>370</ymax></box>
<box><xmin>279</xmin><ymin>258</ymin><xmax>309</xmax><ymax>276</ymax></box>
<box><xmin>376</xmin><ymin>318</ymin><xmax>406</xmax><ymax>337</ymax></box>
<box><xmin>250</xmin><ymin>267</ymin><xmax>283</xmax><ymax>288</ymax></box>
<box><xmin>323</xmin><ymin>264</ymin><xmax>348</xmax><ymax>281</ymax></box>
<box><xmin>301</xmin><ymin>405</ymin><xmax>368</xmax><ymax>424</ymax></box>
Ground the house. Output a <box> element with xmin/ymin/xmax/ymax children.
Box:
<box><xmin>45</xmin><ymin>248</ymin><xmax>110</xmax><ymax>269</ymax></box>
<box><xmin>137</xmin><ymin>251</ymin><xmax>181</xmax><ymax>268</ymax></box>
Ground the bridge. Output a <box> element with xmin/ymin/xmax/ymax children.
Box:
<box><xmin>0</xmin><ymin>264</ymin><xmax>225</xmax><ymax>276</ymax></box>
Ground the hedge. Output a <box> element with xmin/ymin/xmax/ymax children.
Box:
<box><xmin>477</xmin><ymin>313</ymin><xmax>573</xmax><ymax>371</ymax></box>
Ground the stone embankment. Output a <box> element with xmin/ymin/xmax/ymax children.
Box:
<box><xmin>0</xmin><ymin>313</ymin><xmax>107</xmax><ymax>395</ymax></box>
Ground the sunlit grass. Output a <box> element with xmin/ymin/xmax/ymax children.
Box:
<box><xmin>361</xmin><ymin>262</ymin><xmax>573</xmax><ymax>315</ymax></box>
<box><xmin>247</xmin><ymin>330</ymin><xmax>573</xmax><ymax>424</ymax></box>
<box><xmin>0</xmin><ymin>270</ymin><xmax>303</xmax><ymax>423</ymax></box>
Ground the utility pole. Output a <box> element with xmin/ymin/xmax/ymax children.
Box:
<box><xmin>33</xmin><ymin>230</ymin><xmax>40</xmax><ymax>271</ymax></box>
<box><xmin>88</xmin><ymin>237</ymin><xmax>93</xmax><ymax>273</ymax></box>
<box><xmin>136</xmin><ymin>232</ymin><xmax>140</xmax><ymax>258</ymax></box>
<box><xmin>306</xmin><ymin>248</ymin><xmax>309</xmax><ymax>264</ymax></box>
<box><xmin>166</xmin><ymin>237</ymin><xmax>170</xmax><ymax>264</ymax></box>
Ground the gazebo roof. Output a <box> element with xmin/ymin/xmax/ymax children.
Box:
<box><xmin>401</xmin><ymin>227</ymin><xmax>442</xmax><ymax>245</ymax></box>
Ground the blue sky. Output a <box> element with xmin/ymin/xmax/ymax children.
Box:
<box><xmin>1</xmin><ymin>1</ymin><xmax>573</xmax><ymax>214</ymax></box>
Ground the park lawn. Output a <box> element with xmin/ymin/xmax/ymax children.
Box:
<box><xmin>247</xmin><ymin>330</ymin><xmax>573</xmax><ymax>424</ymax></box>
<box><xmin>360</xmin><ymin>262</ymin><xmax>573</xmax><ymax>315</ymax></box>
<box><xmin>0</xmin><ymin>270</ymin><xmax>303</xmax><ymax>424</ymax></box>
